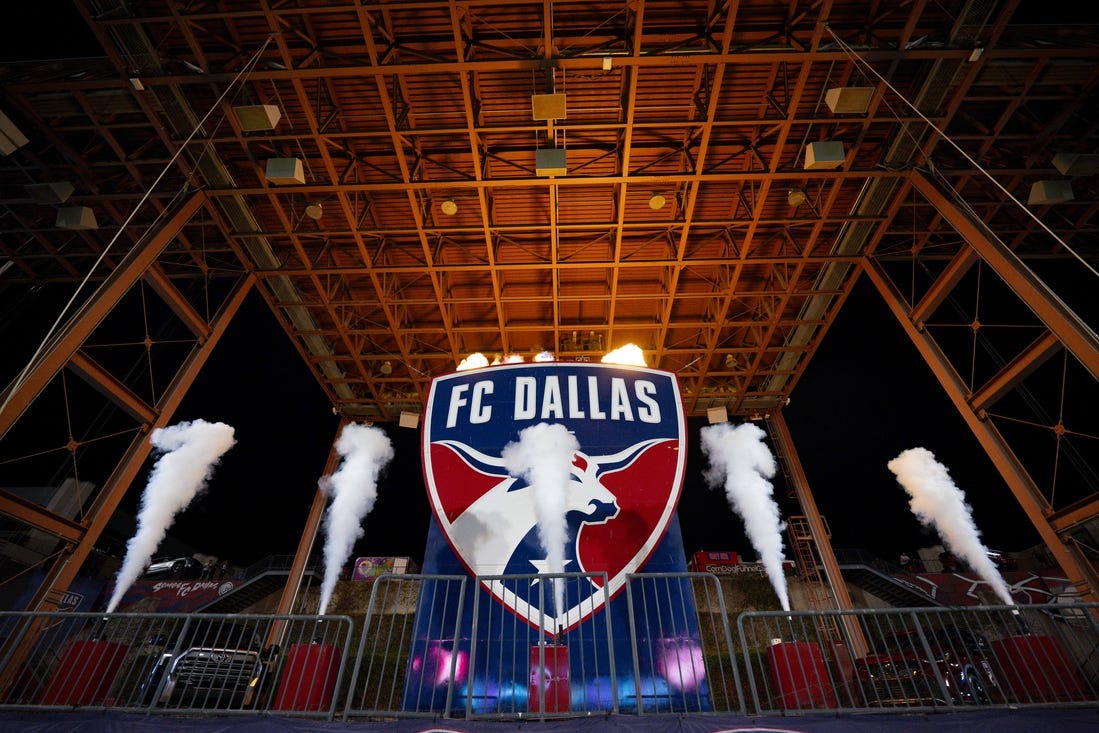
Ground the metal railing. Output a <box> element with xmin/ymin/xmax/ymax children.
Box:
<box><xmin>737</xmin><ymin>603</ymin><xmax>1099</xmax><ymax>714</ymax></box>
<box><xmin>1</xmin><ymin>573</ymin><xmax>1097</xmax><ymax>721</ymax></box>
<box><xmin>0</xmin><ymin>611</ymin><xmax>354</xmax><ymax>717</ymax></box>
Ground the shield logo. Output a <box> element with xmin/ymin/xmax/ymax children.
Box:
<box><xmin>422</xmin><ymin>362</ymin><xmax>686</xmax><ymax>635</ymax></box>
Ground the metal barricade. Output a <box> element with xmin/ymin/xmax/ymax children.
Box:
<box><xmin>625</xmin><ymin>572</ymin><xmax>743</xmax><ymax>715</ymax></box>
<box><xmin>343</xmin><ymin>573</ymin><xmax>468</xmax><ymax>718</ymax></box>
<box><xmin>0</xmin><ymin>611</ymin><xmax>354</xmax><ymax>718</ymax></box>
<box><xmin>467</xmin><ymin>572</ymin><xmax>616</xmax><ymax>719</ymax></box>
<box><xmin>5</xmin><ymin>580</ymin><xmax>1099</xmax><ymax>721</ymax></box>
<box><xmin>737</xmin><ymin>603</ymin><xmax>1099</xmax><ymax>715</ymax></box>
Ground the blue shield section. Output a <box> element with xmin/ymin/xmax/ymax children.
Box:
<box><xmin>409</xmin><ymin>362</ymin><xmax>706</xmax><ymax>713</ymax></box>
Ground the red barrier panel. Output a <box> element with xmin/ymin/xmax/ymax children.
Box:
<box><xmin>40</xmin><ymin>640</ymin><xmax>129</xmax><ymax>706</ymax></box>
<box><xmin>766</xmin><ymin>641</ymin><xmax>837</xmax><ymax>710</ymax></box>
<box><xmin>990</xmin><ymin>635</ymin><xmax>1087</xmax><ymax>703</ymax></box>
<box><xmin>529</xmin><ymin>644</ymin><xmax>569</xmax><ymax>713</ymax></box>
<box><xmin>273</xmin><ymin>643</ymin><xmax>342</xmax><ymax>711</ymax></box>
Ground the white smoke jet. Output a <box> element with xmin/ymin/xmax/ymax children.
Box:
<box><xmin>106</xmin><ymin>419</ymin><xmax>236</xmax><ymax>613</ymax></box>
<box><xmin>317</xmin><ymin>422</ymin><xmax>395</xmax><ymax>614</ymax></box>
<box><xmin>888</xmin><ymin>447</ymin><xmax>1015</xmax><ymax>606</ymax></box>
<box><xmin>700</xmin><ymin>421</ymin><xmax>790</xmax><ymax>611</ymax></box>
<box><xmin>502</xmin><ymin>423</ymin><xmax>579</xmax><ymax>620</ymax></box>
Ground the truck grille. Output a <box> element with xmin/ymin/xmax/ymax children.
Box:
<box><xmin>171</xmin><ymin>649</ymin><xmax>260</xmax><ymax>703</ymax></box>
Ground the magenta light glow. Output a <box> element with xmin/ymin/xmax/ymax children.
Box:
<box><xmin>656</xmin><ymin>638</ymin><xmax>706</xmax><ymax>691</ymax></box>
<box><xmin>410</xmin><ymin>642</ymin><xmax>469</xmax><ymax>687</ymax></box>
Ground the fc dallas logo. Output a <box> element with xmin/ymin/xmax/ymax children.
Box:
<box><xmin>422</xmin><ymin>362</ymin><xmax>686</xmax><ymax>635</ymax></box>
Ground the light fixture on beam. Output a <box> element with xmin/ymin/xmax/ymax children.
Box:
<box><xmin>56</xmin><ymin>206</ymin><xmax>98</xmax><ymax>230</ymax></box>
<box><xmin>824</xmin><ymin>86</ymin><xmax>874</xmax><ymax>114</ymax></box>
<box><xmin>1052</xmin><ymin>153</ymin><xmax>1099</xmax><ymax>177</ymax></box>
<box><xmin>1028</xmin><ymin>180</ymin><xmax>1074</xmax><ymax>205</ymax></box>
<box><xmin>536</xmin><ymin>148</ymin><xmax>567</xmax><ymax>176</ymax></box>
<box><xmin>25</xmin><ymin>181</ymin><xmax>74</xmax><ymax>204</ymax></box>
<box><xmin>265</xmin><ymin>158</ymin><xmax>305</xmax><ymax>185</ymax></box>
<box><xmin>233</xmin><ymin>104</ymin><xmax>282</xmax><ymax>132</ymax></box>
<box><xmin>0</xmin><ymin>108</ymin><xmax>29</xmax><ymax>156</ymax></box>
<box><xmin>440</xmin><ymin>199</ymin><xmax>458</xmax><ymax>216</ymax></box>
<box><xmin>379</xmin><ymin>360</ymin><xmax>393</xmax><ymax>375</ymax></box>
<box><xmin>648</xmin><ymin>193</ymin><xmax>667</xmax><ymax>210</ymax></box>
<box><xmin>787</xmin><ymin>189</ymin><xmax>807</xmax><ymax>207</ymax></box>
<box><xmin>531</xmin><ymin>93</ymin><xmax>567</xmax><ymax>121</ymax></box>
<box><xmin>304</xmin><ymin>202</ymin><xmax>323</xmax><ymax>220</ymax></box>
<box><xmin>804</xmin><ymin>141</ymin><xmax>845</xmax><ymax>170</ymax></box>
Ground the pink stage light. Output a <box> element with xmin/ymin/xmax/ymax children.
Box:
<box><xmin>656</xmin><ymin>638</ymin><xmax>706</xmax><ymax>691</ymax></box>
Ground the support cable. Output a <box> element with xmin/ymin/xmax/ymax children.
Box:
<box><xmin>823</xmin><ymin>24</ymin><xmax>1099</xmax><ymax>281</ymax></box>
<box><xmin>0</xmin><ymin>34</ymin><xmax>276</xmax><ymax>421</ymax></box>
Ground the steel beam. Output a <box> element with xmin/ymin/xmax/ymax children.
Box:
<box><xmin>273</xmin><ymin>418</ymin><xmax>348</xmax><ymax>619</ymax></box>
<box><xmin>0</xmin><ymin>191</ymin><xmax>208</xmax><ymax>439</ymax></box>
<box><xmin>66</xmin><ymin>350</ymin><xmax>157</xmax><ymax>424</ymax></box>
<box><xmin>766</xmin><ymin>411</ymin><xmax>869</xmax><ymax>658</ymax></box>
<box><xmin>0</xmin><ymin>489</ymin><xmax>85</xmax><ymax>544</ymax></box>
<box><xmin>863</xmin><ymin>257</ymin><xmax>1099</xmax><ymax>602</ymax></box>
<box><xmin>908</xmin><ymin>169</ymin><xmax>1099</xmax><ymax>381</ymax></box>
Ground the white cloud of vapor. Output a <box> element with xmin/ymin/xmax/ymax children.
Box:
<box><xmin>317</xmin><ymin>422</ymin><xmax>394</xmax><ymax>614</ymax></box>
<box><xmin>888</xmin><ymin>447</ymin><xmax>1014</xmax><ymax>606</ymax></box>
<box><xmin>106</xmin><ymin>419</ymin><xmax>236</xmax><ymax>612</ymax></box>
<box><xmin>502</xmin><ymin>422</ymin><xmax>579</xmax><ymax>619</ymax></box>
<box><xmin>700</xmin><ymin>421</ymin><xmax>790</xmax><ymax>612</ymax></box>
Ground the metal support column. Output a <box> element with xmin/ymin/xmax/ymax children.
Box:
<box><xmin>18</xmin><ymin>274</ymin><xmax>255</xmax><ymax>612</ymax></box>
<box><xmin>275</xmin><ymin>418</ymin><xmax>348</xmax><ymax>617</ymax></box>
<box><xmin>767</xmin><ymin>411</ymin><xmax>869</xmax><ymax>658</ymax></box>
<box><xmin>863</xmin><ymin>255</ymin><xmax>1099</xmax><ymax>602</ymax></box>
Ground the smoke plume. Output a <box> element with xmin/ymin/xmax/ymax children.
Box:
<box><xmin>700</xmin><ymin>421</ymin><xmax>790</xmax><ymax>611</ymax></box>
<box><xmin>106</xmin><ymin>419</ymin><xmax>236</xmax><ymax>612</ymax></box>
<box><xmin>317</xmin><ymin>422</ymin><xmax>394</xmax><ymax>614</ymax></box>
<box><xmin>502</xmin><ymin>422</ymin><xmax>579</xmax><ymax>619</ymax></box>
<box><xmin>888</xmin><ymin>447</ymin><xmax>1014</xmax><ymax>606</ymax></box>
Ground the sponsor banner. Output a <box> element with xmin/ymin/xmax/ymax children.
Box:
<box><xmin>113</xmin><ymin>580</ymin><xmax>236</xmax><ymax>612</ymax></box>
<box><xmin>351</xmin><ymin>556</ymin><xmax>413</xmax><ymax>580</ymax></box>
<box><xmin>689</xmin><ymin>551</ymin><xmax>794</xmax><ymax>575</ymax></box>
<box><xmin>906</xmin><ymin>570</ymin><xmax>1072</xmax><ymax>606</ymax></box>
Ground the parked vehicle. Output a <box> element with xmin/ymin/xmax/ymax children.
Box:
<box><xmin>139</xmin><ymin>619</ymin><xmax>280</xmax><ymax>709</ymax></box>
<box><xmin>143</xmin><ymin>556</ymin><xmax>201</xmax><ymax>578</ymax></box>
<box><xmin>853</xmin><ymin>625</ymin><xmax>999</xmax><ymax>707</ymax></box>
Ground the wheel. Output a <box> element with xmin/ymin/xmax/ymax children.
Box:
<box><xmin>962</xmin><ymin>665</ymin><xmax>991</xmax><ymax>704</ymax></box>
<box><xmin>171</xmin><ymin>560</ymin><xmax>186</xmax><ymax>575</ymax></box>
